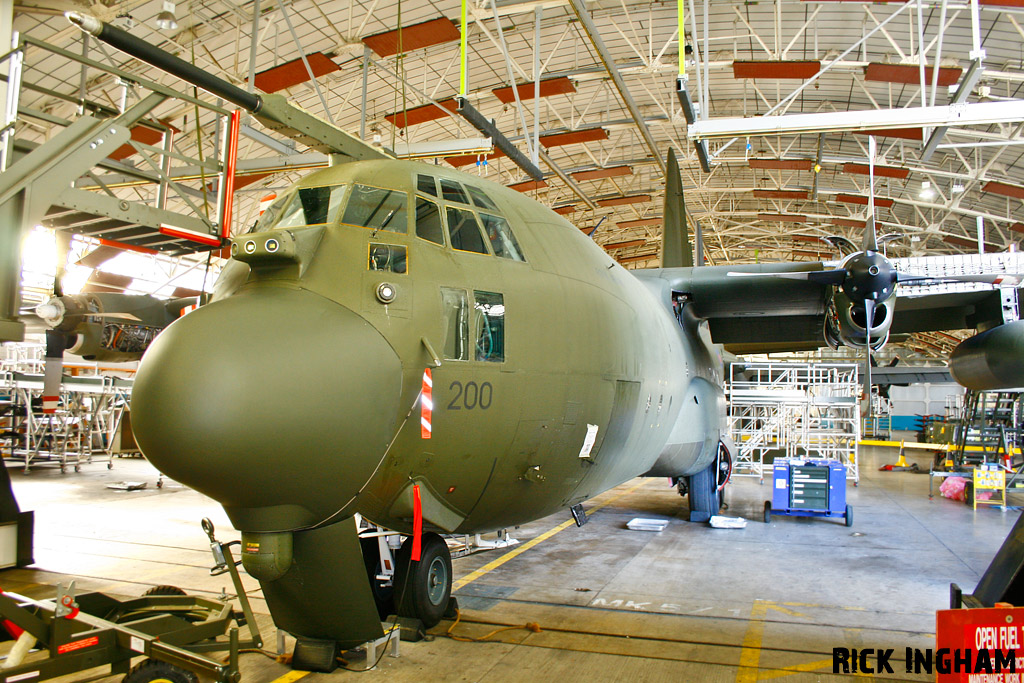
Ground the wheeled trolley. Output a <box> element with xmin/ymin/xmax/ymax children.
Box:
<box><xmin>763</xmin><ymin>458</ymin><xmax>851</xmax><ymax>526</ymax></box>
<box><xmin>0</xmin><ymin>519</ymin><xmax>261</xmax><ymax>683</ymax></box>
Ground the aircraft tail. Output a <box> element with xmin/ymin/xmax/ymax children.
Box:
<box><xmin>662</xmin><ymin>148</ymin><xmax>694</xmax><ymax>268</ymax></box>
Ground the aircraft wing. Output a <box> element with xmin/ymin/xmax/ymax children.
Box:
<box><xmin>636</xmin><ymin>253</ymin><xmax>1023</xmax><ymax>355</ymax></box>
<box><xmin>638</xmin><ymin>262</ymin><xmax>832</xmax><ymax>354</ymax></box>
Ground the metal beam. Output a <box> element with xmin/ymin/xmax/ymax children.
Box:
<box><xmin>920</xmin><ymin>58</ymin><xmax>985</xmax><ymax>161</ymax></box>
<box><xmin>538</xmin><ymin>148</ymin><xmax>598</xmax><ymax>210</ymax></box>
<box><xmin>689</xmin><ymin>100</ymin><xmax>1024</xmax><ymax>141</ymax></box>
<box><xmin>568</xmin><ymin>0</ymin><xmax>665</xmax><ymax>175</ymax></box>
<box><xmin>455</xmin><ymin>96</ymin><xmax>545</xmax><ymax>181</ymax></box>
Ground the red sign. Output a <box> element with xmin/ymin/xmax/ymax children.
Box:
<box><xmin>57</xmin><ymin>636</ymin><xmax>99</xmax><ymax>655</ymax></box>
<box><xmin>936</xmin><ymin>607</ymin><xmax>1024</xmax><ymax>681</ymax></box>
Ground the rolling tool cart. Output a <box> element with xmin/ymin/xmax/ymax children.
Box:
<box><xmin>764</xmin><ymin>458</ymin><xmax>851</xmax><ymax>526</ymax></box>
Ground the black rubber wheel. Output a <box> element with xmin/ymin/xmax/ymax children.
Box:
<box><xmin>142</xmin><ymin>585</ymin><xmax>186</xmax><ymax>597</ymax></box>
<box><xmin>763</xmin><ymin>501</ymin><xmax>772</xmax><ymax>524</ymax></box>
<box><xmin>394</xmin><ymin>533</ymin><xmax>452</xmax><ymax>628</ymax></box>
<box><xmin>687</xmin><ymin>458</ymin><xmax>720</xmax><ymax>522</ymax></box>
<box><xmin>360</xmin><ymin>536</ymin><xmax>395</xmax><ymax>620</ymax></box>
<box><xmin>122</xmin><ymin>659</ymin><xmax>197</xmax><ymax>683</ymax></box>
<box><xmin>845</xmin><ymin>504</ymin><xmax>853</xmax><ymax>527</ymax></box>
<box><xmin>964</xmin><ymin>481</ymin><xmax>974</xmax><ymax>506</ymax></box>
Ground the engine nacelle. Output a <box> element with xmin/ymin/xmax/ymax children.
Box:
<box><xmin>35</xmin><ymin>293</ymin><xmax>196</xmax><ymax>362</ymax></box>
<box><xmin>823</xmin><ymin>291</ymin><xmax>894</xmax><ymax>351</ymax></box>
<box><xmin>949</xmin><ymin>321</ymin><xmax>1024</xmax><ymax>390</ymax></box>
<box><xmin>66</xmin><ymin>321</ymin><xmax>162</xmax><ymax>362</ymax></box>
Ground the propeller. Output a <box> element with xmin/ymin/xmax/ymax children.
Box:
<box><xmin>858</xmin><ymin>137</ymin><xmax>880</xmax><ymax>414</ymax></box>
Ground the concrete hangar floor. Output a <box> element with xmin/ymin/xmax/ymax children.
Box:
<box><xmin>0</xmin><ymin>446</ymin><xmax>1012</xmax><ymax>683</ymax></box>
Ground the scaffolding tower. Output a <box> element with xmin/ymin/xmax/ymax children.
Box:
<box><xmin>1</xmin><ymin>345</ymin><xmax>135</xmax><ymax>472</ymax></box>
<box><xmin>728</xmin><ymin>361</ymin><xmax>860</xmax><ymax>483</ymax></box>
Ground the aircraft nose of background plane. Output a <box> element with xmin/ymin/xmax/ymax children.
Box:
<box><xmin>130</xmin><ymin>286</ymin><xmax>403</xmax><ymax>531</ymax></box>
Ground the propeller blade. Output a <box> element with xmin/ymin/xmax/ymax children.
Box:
<box><xmin>863</xmin><ymin>298</ymin><xmax>874</xmax><ymax>419</ymax></box>
<box><xmin>862</xmin><ymin>217</ymin><xmax>878</xmax><ymax>254</ymax></box>
<box><xmin>726</xmin><ymin>269</ymin><xmax>847</xmax><ymax>285</ymax></box>
<box><xmin>42</xmin><ymin>330</ymin><xmax>68</xmax><ymax>414</ymax></box>
<box><xmin>822</xmin><ymin>235</ymin><xmax>858</xmax><ymax>255</ymax></box>
<box><xmin>896</xmin><ymin>272</ymin><xmax>1023</xmax><ymax>286</ymax></box>
<box><xmin>862</xmin><ymin>136</ymin><xmax>878</xmax><ymax>253</ymax></box>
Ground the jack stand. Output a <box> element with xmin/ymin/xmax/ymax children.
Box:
<box><xmin>360</xmin><ymin>624</ymin><xmax>400</xmax><ymax>670</ymax></box>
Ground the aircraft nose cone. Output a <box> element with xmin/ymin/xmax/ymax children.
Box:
<box><xmin>131</xmin><ymin>287</ymin><xmax>402</xmax><ymax>531</ymax></box>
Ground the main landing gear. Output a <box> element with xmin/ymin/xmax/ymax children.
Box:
<box><xmin>677</xmin><ymin>442</ymin><xmax>733</xmax><ymax>523</ymax></box>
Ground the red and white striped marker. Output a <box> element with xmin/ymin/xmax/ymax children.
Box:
<box><xmin>42</xmin><ymin>396</ymin><xmax>59</xmax><ymax>414</ymax></box>
<box><xmin>421</xmin><ymin>368</ymin><xmax>432</xmax><ymax>439</ymax></box>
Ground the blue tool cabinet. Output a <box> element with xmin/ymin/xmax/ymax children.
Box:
<box><xmin>764</xmin><ymin>458</ymin><xmax>851</xmax><ymax>526</ymax></box>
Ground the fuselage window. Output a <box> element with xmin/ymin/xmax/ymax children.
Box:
<box><xmin>417</xmin><ymin>174</ymin><xmax>438</xmax><ymax>197</ymax></box>
<box><xmin>473</xmin><ymin>291</ymin><xmax>505</xmax><ymax>362</ymax></box>
<box><xmin>415</xmin><ymin>197</ymin><xmax>445</xmax><ymax>245</ymax></box>
<box><xmin>478</xmin><ymin>213</ymin><xmax>525</xmax><ymax>261</ymax></box>
<box><xmin>342</xmin><ymin>184</ymin><xmax>408</xmax><ymax>233</ymax></box>
<box><xmin>440</xmin><ymin>287</ymin><xmax>469</xmax><ymax>361</ymax></box>
<box><xmin>440</xmin><ymin>178</ymin><xmax>469</xmax><ymax>204</ymax></box>
<box><xmin>369</xmin><ymin>243</ymin><xmax>407</xmax><ymax>273</ymax></box>
<box><xmin>446</xmin><ymin>207</ymin><xmax>488</xmax><ymax>254</ymax></box>
<box><xmin>466</xmin><ymin>185</ymin><xmax>499</xmax><ymax>211</ymax></box>
<box><xmin>269</xmin><ymin>185</ymin><xmax>347</xmax><ymax>229</ymax></box>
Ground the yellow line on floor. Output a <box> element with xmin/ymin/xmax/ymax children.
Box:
<box><xmin>451</xmin><ymin>479</ymin><xmax>649</xmax><ymax>592</ymax></box>
<box><xmin>269</xmin><ymin>671</ymin><xmax>309</xmax><ymax>683</ymax></box>
<box><xmin>756</xmin><ymin>659</ymin><xmax>834</xmax><ymax>680</ymax></box>
<box><xmin>735</xmin><ymin>600</ymin><xmax>768</xmax><ymax>683</ymax></box>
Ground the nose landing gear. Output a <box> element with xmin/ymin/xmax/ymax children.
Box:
<box><xmin>359</xmin><ymin>528</ymin><xmax>455</xmax><ymax>630</ymax></box>
<box><xmin>394</xmin><ymin>533</ymin><xmax>453</xmax><ymax>629</ymax></box>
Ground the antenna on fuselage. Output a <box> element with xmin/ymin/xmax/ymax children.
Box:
<box><xmin>662</xmin><ymin>147</ymin><xmax>694</xmax><ymax>268</ymax></box>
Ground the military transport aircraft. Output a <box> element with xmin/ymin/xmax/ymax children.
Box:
<box><xmin>53</xmin><ymin>12</ymin><xmax>1024</xmax><ymax>670</ymax></box>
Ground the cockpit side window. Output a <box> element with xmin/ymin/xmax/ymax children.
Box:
<box><xmin>440</xmin><ymin>287</ymin><xmax>469</xmax><ymax>361</ymax></box>
<box><xmin>440</xmin><ymin>178</ymin><xmax>469</xmax><ymax>204</ymax></box>
<box><xmin>417</xmin><ymin>174</ymin><xmax>438</xmax><ymax>197</ymax></box>
<box><xmin>473</xmin><ymin>291</ymin><xmax>505</xmax><ymax>362</ymax></box>
<box><xmin>342</xmin><ymin>184</ymin><xmax>408</xmax><ymax>234</ymax></box>
<box><xmin>415</xmin><ymin>197</ymin><xmax>445</xmax><ymax>245</ymax></box>
<box><xmin>267</xmin><ymin>185</ymin><xmax>347</xmax><ymax>229</ymax></box>
<box><xmin>466</xmin><ymin>185</ymin><xmax>499</xmax><ymax>211</ymax></box>
<box><xmin>446</xmin><ymin>207</ymin><xmax>488</xmax><ymax>254</ymax></box>
<box><xmin>478</xmin><ymin>213</ymin><xmax>525</xmax><ymax>261</ymax></box>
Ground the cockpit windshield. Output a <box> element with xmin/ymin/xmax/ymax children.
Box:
<box><xmin>256</xmin><ymin>185</ymin><xmax>347</xmax><ymax>231</ymax></box>
<box><xmin>342</xmin><ymin>184</ymin><xmax>408</xmax><ymax>233</ymax></box>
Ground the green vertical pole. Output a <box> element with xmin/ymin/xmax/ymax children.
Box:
<box><xmin>678</xmin><ymin>0</ymin><xmax>685</xmax><ymax>77</ymax></box>
<box><xmin>460</xmin><ymin>0</ymin><xmax>468</xmax><ymax>96</ymax></box>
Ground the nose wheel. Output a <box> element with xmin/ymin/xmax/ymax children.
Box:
<box><xmin>394</xmin><ymin>533</ymin><xmax>452</xmax><ymax>628</ymax></box>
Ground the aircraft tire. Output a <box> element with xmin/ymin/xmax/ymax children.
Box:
<box><xmin>687</xmin><ymin>459</ymin><xmax>720</xmax><ymax>523</ymax></box>
<box><xmin>141</xmin><ymin>585</ymin><xmax>187</xmax><ymax>596</ymax></box>
<box><xmin>394</xmin><ymin>533</ymin><xmax>452</xmax><ymax>628</ymax></box>
<box><xmin>122</xmin><ymin>659</ymin><xmax>197</xmax><ymax>683</ymax></box>
<box><xmin>360</xmin><ymin>537</ymin><xmax>395</xmax><ymax>620</ymax></box>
